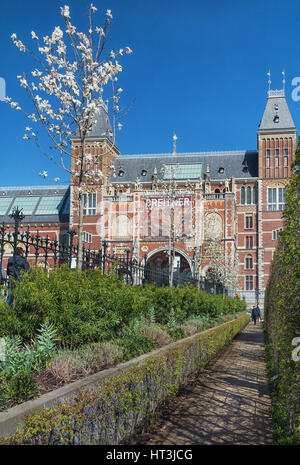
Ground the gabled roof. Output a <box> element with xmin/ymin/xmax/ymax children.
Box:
<box><xmin>0</xmin><ymin>186</ymin><xmax>70</xmax><ymax>224</ymax></box>
<box><xmin>110</xmin><ymin>150</ymin><xmax>258</xmax><ymax>184</ymax></box>
<box><xmin>258</xmin><ymin>90</ymin><xmax>296</xmax><ymax>133</ymax></box>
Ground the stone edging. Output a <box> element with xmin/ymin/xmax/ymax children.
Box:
<box><xmin>0</xmin><ymin>314</ymin><xmax>247</xmax><ymax>438</ymax></box>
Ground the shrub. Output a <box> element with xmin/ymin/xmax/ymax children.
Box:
<box><xmin>0</xmin><ymin>265</ymin><xmax>246</xmax><ymax>349</ymax></box>
<box><xmin>2</xmin><ymin>322</ymin><xmax>57</xmax><ymax>375</ymax></box>
<box><xmin>117</xmin><ymin>333</ymin><xmax>158</xmax><ymax>361</ymax></box>
<box><xmin>139</xmin><ymin>325</ymin><xmax>172</xmax><ymax>347</ymax></box>
<box><xmin>4</xmin><ymin>372</ymin><xmax>39</xmax><ymax>404</ymax></box>
<box><xmin>167</xmin><ymin>327</ymin><xmax>185</xmax><ymax>341</ymax></box>
<box><xmin>48</xmin><ymin>342</ymin><xmax>121</xmax><ymax>384</ymax></box>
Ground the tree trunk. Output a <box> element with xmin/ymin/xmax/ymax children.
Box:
<box><xmin>169</xmin><ymin>207</ymin><xmax>175</xmax><ymax>287</ymax></box>
<box><xmin>77</xmin><ymin>190</ymin><xmax>84</xmax><ymax>271</ymax></box>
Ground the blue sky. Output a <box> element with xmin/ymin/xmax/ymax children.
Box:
<box><xmin>1</xmin><ymin>0</ymin><xmax>300</xmax><ymax>186</ymax></box>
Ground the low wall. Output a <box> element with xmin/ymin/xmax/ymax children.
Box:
<box><xmin>0</xmin><ymin>313</ymin><xmax>250</xmax><ymax>445</ymax></box>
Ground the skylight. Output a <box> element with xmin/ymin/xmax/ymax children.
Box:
<box><xmin>162</xmin><ymin>164</ymin><xmax>202</xmax><ymax>180</ymax></box>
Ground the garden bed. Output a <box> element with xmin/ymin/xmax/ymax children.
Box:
<box><xmin>0</xmin><ymin>312</ymin><xmax>250</xmax><ymax>444</ymax></box>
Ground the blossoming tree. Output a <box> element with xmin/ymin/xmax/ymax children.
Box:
<box><xmin>6</xmin><ymin>4</ymin><xmax>132</xmax><ymax>270</ymax></box>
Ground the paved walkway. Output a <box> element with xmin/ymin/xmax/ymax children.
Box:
<box><xmin>140</xmin><ymin>322</ymin><xmax>274</xmax><ymax>445</ymax></box>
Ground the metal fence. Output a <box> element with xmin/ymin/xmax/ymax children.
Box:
<box><xmin>0</xmin><ymin>207</ymin><xmax>199</xmax><ymax>288</ymax></box>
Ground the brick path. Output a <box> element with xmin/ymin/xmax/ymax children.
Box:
<box><xmin>140</xmin><ymin>321</ymin><xmax>274</xmax><ymax>445</ymax></box>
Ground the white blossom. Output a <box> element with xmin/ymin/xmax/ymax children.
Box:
<box><xmin>39</xmin><ymin>170</ymin><xmax>48</xmax><ymax>178</ymax></box>
<box><xmin>60</xmin><ymin>5</ymin><xmax>70</xmax><ymax>18</ymax></box>
<box><xmin>96</xmin><ymin>27</ymin><xmax>105</xmax><ymax>36</ymax></box>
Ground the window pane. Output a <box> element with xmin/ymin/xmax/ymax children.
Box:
<box><xmin>241</xmin><ymin>187</ymin><xmax>245</xmax><ymax>204</ymax></box>
<box><xmin>253</xmin><ymin>186</ymin><xmax>257</xmax><ymax>204</ymax></box>
<box><xmin>247</xmin><ymin>187</ymin><xmax>251</xmax><ymax>204</ymax></box>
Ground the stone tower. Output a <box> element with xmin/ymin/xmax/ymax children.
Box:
<box><xmin>70</xmin><ymin>104</ymin><xmax>119</xmax><ymax>249</ymax></box>
<box><xmin>256</xmin><ymin>85</ymin><xmax>297</xmax><ymax>303</ymax></box>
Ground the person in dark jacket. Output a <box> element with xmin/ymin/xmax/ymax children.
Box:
<box><xmin>7</xmin><ymin>247</ymin><xmax>30</xmax><ymax>279</ymax></box>
<box><xmin>6</xmin><ymin>247</ymin><xmax>30</xmax><ymax>305</ymax></box>
<box><xmin>251</xmin><ymin>306</ymin><xmax>259</xmax><ymax>325</ymax></box>
<box><xmin>0</xmin><ymin>265</ymin><xmax>5</xmax><ymax>285</ymax></box>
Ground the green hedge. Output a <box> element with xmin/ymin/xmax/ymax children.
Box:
<box><xmin>0</xmin><ymin>313</ymin><xmax>249</xmax><ymax>445</ymax></box>
<box><xmin>0</xmin><ymin>266</ymin><xmax>246</xmax><ymax>347</ymax></box>
<box><xmin>264</xmin><ymin>138</ymin><xmax>300</xmax><ymax>445</ymax></box>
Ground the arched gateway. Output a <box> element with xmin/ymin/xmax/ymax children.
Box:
<box><xmin>144</xmin><ymin>246</ymin><xmax>194</xmax><ymax>286</ymax></box>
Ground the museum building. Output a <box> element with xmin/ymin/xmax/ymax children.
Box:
<box><xmin>0</xmin><ymin>85</ymin><xmax>297</xmax><ymax>307</ymax></box>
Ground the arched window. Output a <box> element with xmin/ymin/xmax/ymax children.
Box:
<box><xmin>246</xmin><ymin>186</ymin><xmax>251</xmax><ymax>204</ymax></box>
<box><xmin>241</xmin><ymin>186</ymin><xmax>245</xmax><ymax>204</ymax></box>
<box><xmin>245</xmin><ymin>255</ymin><xmax>253</xmax><ymax>270</ymax></box>
<box><xmin>253</xmin><ymin>186</ymin><xmax>257</xmax><ymax>204</ymax></box>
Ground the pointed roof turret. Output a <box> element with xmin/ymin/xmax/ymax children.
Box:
<box><xmin>72</xmin><ymin>103</ymin><xmax>114</xmax><ymax>143</ymax></box>
<box><xmin>86</xmin><ymin>104</ymin><xmax>114</xmax><ymax>142</ymax></box>
<box><xmin>258</xmin><ymin>88</ymin><xmax>296</xmax><ymax>133</ymax></box>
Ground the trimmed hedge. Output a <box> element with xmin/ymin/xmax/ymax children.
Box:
<box><xmin>264</xmin><ymin>138</ymin><xmax>300</xmax><ymax>444</ymax></box>
<box><xmin>0</xmin><ymin>266</ymin><xmax>246</xmax><ymax>347</ymax></box>
<box><xmin>0</xmin><ymin>313</ymin><xmax>249</xmax><ymax>445</ymax></box>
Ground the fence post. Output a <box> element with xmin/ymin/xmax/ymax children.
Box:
<box><xmin>67</xmin><ymin>228</ymin><xmax>76</xmax><ymax>268</ymax></box>
<box><xmin>102</xmin><ymin>240</ymin><xmax>107</xmax><ymax>274</ymax></box>
<box><xmin>0</xmin><ymin>223</ymin><xmax>5</xmax><ymax>281</ymax></box>
<box><xmin>9</xmin><ymin>207</ymin><xmax>25</xmax><ymax>279</ymax></box>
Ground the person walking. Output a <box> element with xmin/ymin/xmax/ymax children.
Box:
<box><xmin>256</xmin><ymin>305</ymin><xmax>261</xmax><ymax>322</ymax></box>
<box><xmin>251</xmin><ymin>305</ymin><xmax>259</xmax><ymax>325</ymax></box>
<box><xmin>6</xmin><ymin>247</ymin><xmax>30</xmax><ymax>305</ymax></box>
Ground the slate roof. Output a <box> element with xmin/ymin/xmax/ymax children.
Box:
<box><xmin>72</xmin><ymin>104</ymin><xmax>114</xmax><ymax>143</ymax></box>
<box><xmin>110</xmin><ymin>150</ymin><xmax>258</xmax><ymax>184</ymax></box>
<box><xmin>0</xmin><ymin>186</ymin><xmax>70</xmax><ymax>224</ymax></box>
<box><xmin>258</xmin><ymin>90</ymin><xmax>296</xmax><ymax>133</ymax></box>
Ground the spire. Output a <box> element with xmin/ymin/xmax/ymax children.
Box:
<box><xmin>258</xmin><ymin>72</ymin><xmax>296</xmax><ymax>133</ymax></box>
<box><xmin>172</xmin><ymin>133</ymin><xmax>177</xmax><ymax>154</ymax></box>
<box><xmin>72</xmin><ymin>103</ymin><xmax>114</xmax><ymax>143</ymax></box>
<box><xmin>86</xmin><ymin>104</ymin><xmax>114</xmax><ymax>142</ymax></box>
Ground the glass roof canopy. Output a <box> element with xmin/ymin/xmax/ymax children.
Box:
<box><xmin>162</xmin><ymin>163</ymin><xmax>203</xmax><ymax>180</ymax></box>
<box><xmin>9</xmin><ymin>197</ymin><xmax>40</xmax><ymax>215</ymax></box>
<box><xmin>35</xmin><ymin>196</ymin><xmax>65</xmax><ymax>215</ymax></box>
<box><xmin>0</xmin><ymin>197</ymin><xmax>13</xmax><ymax>215</ymax></box>
<box><xmin>0</xmin><ymin>191</ymin><xmax>69</xmax><ymax>218</ymax></box>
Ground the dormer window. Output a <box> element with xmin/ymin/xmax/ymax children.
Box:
<box><xmin>141</xmin><ymin>169</ymin><xmax>147</xmax><ymax>176</ymax></box>
<box><xmin>218</xmin><ymin>167</ymin><xmax>224</xmax><ymax>174</ymax></box>
<box><xmin>118</xmin><ymin>169</ymin><xmax>125</xmax><ymax>177</ymax></box>
<box><xmin>242</xmin><ymin>163</ymin><xmax>249</xmax><ymax>173</ymax></box>
<box><xmin>273</xmin><ymin>115</ymin><xmax>279</xmax><ymax>123</ymax></box>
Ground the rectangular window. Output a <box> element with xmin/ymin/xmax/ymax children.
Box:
<box><xmin>246</xmin><ymin>275</ymin><xmax>253</xmax><ymax>290</ymax></box>
<box><xmin>268</xmin><ymin>187</ymin><xmax>286</xmax><ymax>211</ymax></box>
<box><xmin>246</xmin><ymin>236</ymin><xmax>253</xmax><ymax>249</ymax></box>
<box><xmin>83</xmin><ymin>232</ymin><xmax>92</xmax><ymax>243</ymax></box>
<box><xmin>284</xmin><ymin>156</ymin><xmax>288</xmax><ymax>167</ymax></box>
<box><xmin>245</xmin><ymin>215</ymin><xmax>253</xmax><ymax>229</ymax></box>
<box><xmin>275</xmin><ymin>149</ymin><xmax>279</xmax><ymax>157</ymax></box>
<box><xmin>83</xmin><ymin>193</ymin><xmax>96</xmax><ymax>215</ymax></box>
<box><xmin>275</xmin><ymin>157</ymin><xmax>279</xmax><ymax>168</ymax></box>
<box><xmin>272</xmin><ymin>228</ymin><xmax>283</xmax><ymax>240</ymax></box>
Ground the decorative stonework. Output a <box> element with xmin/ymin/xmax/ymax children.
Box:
<box><xmin>204</xmin><ymin>212</ymin><xmax>223</xmax><ymax>240</ymax></box>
